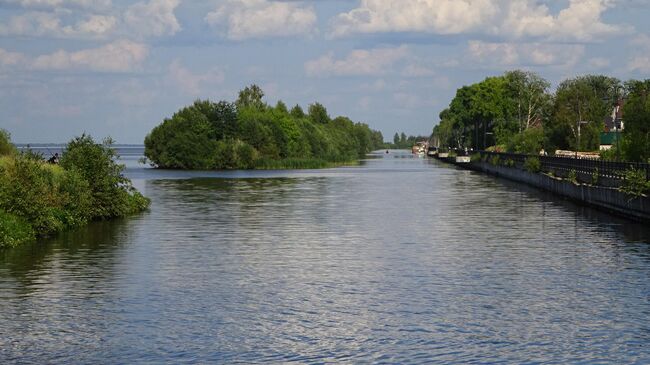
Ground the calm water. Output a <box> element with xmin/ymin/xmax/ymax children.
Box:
<box><xmin>2</xmin><ymin>151</ymin><xmax>650</xmax><ymax>364</ymax></box>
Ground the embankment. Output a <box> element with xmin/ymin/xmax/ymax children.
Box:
<box><xmin>436</xmin><ymin>155</ymin><xmax>650</xmax><ymax>222</ymax></box>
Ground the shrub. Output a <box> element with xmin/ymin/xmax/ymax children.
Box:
<box><xmin>0</xmin><ymin>129</ymin><xmax>17</xmax><ymax>156</ymax></box>
<box><xmin>524</xmin><ymin>156</ymin><xmax>541</xmax><ymax>173</ymax></box>
<box><xmin>620</xmin><ymin>168</ymin><xmax>650</xmax><ymax>196</ymax></box>
<box><xmin>591</xmin><ymin>168</ymin><xmax>599</xmax><ymax>185</ymax></box>
<box><xmin>470</xmin><ymin>153</ymin><xmax>481</xmax><ymax>163</ymax></box>
<box><xmin>567</xmin><ymin>169</ymin><xmax>578</xmax><ymax>184</ymax></box>
<box><xmin>0</xmin><ymin>211</ymin><xmax>35</xmax><ymax>248</ymax></box>
<box><xmin>60</xmin><ymin>134</ymin><xmax>150</xmax><ymax>219</ymax></box>
<box><xmin>505</xmin><ymin>158</ymin><xmax>515</xmax><ymax>167</ymax></box>
<box><xmin>489</xmin><ymin>155</ymin><xmax>500</xmax><ymax>166</ymax></box>
<box><xmin>0</xmin><ymin>156</ymin><xmax>66</xmax><ymax>236</ymax></box>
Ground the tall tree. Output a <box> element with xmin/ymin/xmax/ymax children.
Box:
<box><xmin>308</xmin><ymin>102</ymin><xmax>330</xmax><ymax>124</ymax></box>
<box><xmin>622</xmin><ymin>79</ymin><xmax>650</xmax><ymax>162</ymax></box>
<box><xmin>236</xmin><ymin>84</ymin><xmax>265</xmax><ymax>110</ymax></box>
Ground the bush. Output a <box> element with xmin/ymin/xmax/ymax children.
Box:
<box><xmin>620</xmin><ymin>168</ymin><xmax>650</xmax><ymax>196</ymax></box>
<box><xmin>489</xmin><ymin>155</ymin><xmax>500</xmax><ymax>166</ymax></box>
<box><xmin>0</xmin><ymin>129</ymin><xmax>16</xmax><ymax>156</ymax></box>
<box><xmin>524</xmin><ymin>156</ymin><xmax>541</xmax><ymax>173</ymax></box>
<box><xmin>567</xmin><ymin>169</ymin><xmax>578</xmax><ymax>184</ymax></box>
<box><xmin>61</xmin><ymin>134</ymin><xmax>150</xmax><ymax>219</ymax></box>
<box><xmin>0</xmin><ymin>211</ymin><xmax>35</xmax><ymax>248</ymax></box>
<box><xmin>591</xmin><ymin>168</ymin><xmax>599</xmax><ymax>185</ymax></box>
<box><xmin>506</xmin><ymin>127</ymin><xmax>544</xmax><ymax>154</ymax></box>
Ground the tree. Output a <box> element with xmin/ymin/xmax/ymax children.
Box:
<box><xmin>236</xmin><ymin>84</ymin><xmax>265</xmax><ymax>110</ymax></box>
<box><xmin>308</xmin><ymin>102</ymin><xmax>330</xmax><ymax>124</ymax></box>
<box><xmin>393</xmin><ymin>132</ymin><xmax>400</xmax><ymax>145</ymax></box>
<box><xmin>622</xmin><ymin>79</ymin><xmax>650</xmax><ymax>162</ymax></box>
<box><xmin>505</xmin><ymin>70</ymin><xmax>551</xmax><ymax>132</ymax></box>
<box><xmin>290</xmin><ymin>104</ymin><xmax>305</xmax><ymax>119</ymax></box>
<box><xmin>549</xmin><ymin>75</ymin><xmax>619</xmax><ymax>151</ymax></box>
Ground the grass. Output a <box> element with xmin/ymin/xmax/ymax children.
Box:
<box><xmin>254</xmin><ymin>158</ymin><xmax>359</xmax><ymax>170</ymax></box>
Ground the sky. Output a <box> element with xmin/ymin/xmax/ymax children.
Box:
<box><xmin>1</xmin><ymin>0</ymin><xmax>650</xmax><ymax>144</ymax></box>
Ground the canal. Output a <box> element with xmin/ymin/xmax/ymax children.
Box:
<box><xmin>2</xmin><ymin>151</ymin><xmax>650</xmax><ymax>363</ymax></box>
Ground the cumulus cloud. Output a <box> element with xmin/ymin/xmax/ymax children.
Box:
<box><xmin>205</xmin><ymin>0</ymin><xmax>317</xmax><ymax>40</ymax></box>
<box><xmin>168</xmin><ymin>60</ymin><xmax>225</xmax><ymax>96</ymax></box>
<box><xmin>331</xmin><ymin>0</ymin><xmax>627</xmax><ymax>42</ymax></box>
<box><xmin>0</xmin><ymin>48</ymin><xmax>27</xmax><ymax>67</ymax></box>
<box><xmin>124</xmin><ymin>0</ymin><xmax>181</xmax><ymax>38</ymax></box>
<box><xmin>0</xmin><ymin>0</ymin><xmax>112</xmax><ymax>10</ymax></box>
<box><xmin>0</xmin><ymin>40</ymin><xmax>148</xmax><ymax>72</ymax></box>
<box><xmin>467</xmin><ymin>40</ymin><xmax>585</xmax><ymax>68</ymax></box>
<box><xmin>627</xmin><ymin>34</ymin><xmax>650</xmax><ymax>73</ymax></box>
<box><xmin>305</xmin><ymin>46</ymin><xmax>409</xmax><ymax>77</ymax></box>
<box><xmin>0</xmin><ymin>0</ymin><xmax>180</xmax><ymax>39</ymax></box>
<box><xmin>0</xmin><ymin>12</ymin><xmax>117</xmax><ymax>38</ymax></box>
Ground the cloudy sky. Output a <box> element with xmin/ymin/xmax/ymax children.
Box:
<box><xmin>1</xmin><ymin>0</ymin><xmax>649</xmax><ymax>143</ymax></box>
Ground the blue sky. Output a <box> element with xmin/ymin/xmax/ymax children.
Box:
<box><xmin>1</xmin><ymin>0</ymin><xmax>650</xmax><ymax>143</ymax></box>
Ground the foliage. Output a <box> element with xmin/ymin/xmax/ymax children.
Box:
<box><xmin>61</xmin><ymin>134</ymin><xmax>149</xmax><ymax>219</ymax></box>
<box><xmin>489</xmin><ymin>155</ymin><xmax>500</xmax><ymax>166</ymax></box>
<box><xmin>431</xmin><ymin>71</ymin><xmax>634</xmax><ymax>158</ymax></box>
<box><xmin>599</xmin><ymin>147</ymin><xmax>618</xmax><ymax>161</ymax></box>
<box><xmin>567</xmin><ymin>170</ymin><xmax>578</xmax><ymax>184</ymax></box>
<box><xmin>0</xmin><ymin>211</ymin><xmax>35</xmax><ymax>248</ymax></box>
<box><xmin>0</xmin><ymin>133</ymin><xmax>149</xmax><ymax>248</ymax></box>
<box><xmin>621</xmin><ymin>80</ymin><xmax>650</xmax><ymax>162</ymax></box>
<box><xmin>506</xmin><ymin>127</ymin><xmax>545</xmax><ymax>154</ymax></box>
<box><xmin>0</xmin><ymin>129</ymin><xmax>17</xmax><ymax>156</ymax></box>
<box><xmin>387</xmin><ymin>132</ymin><xmax>430</xmax><ymax>149</ymax></box>
<box><xmin>144</xmin><ymin>85</ymin><xmax>384</xmax><ymax>170</ymax></box>
<box><xmin>591</xmin><ymin>168</ymin><xmax>599</xmax><ymax>185</ymax></box>
<box><xmin>524</xmin><ymin>156</ymin><xmax>541</xmax><ymax>173</ymax></box>
<box><xmin>620</xmin><ymin>168</ymin><xmax>650</xmax><ymax>196</ymax></box>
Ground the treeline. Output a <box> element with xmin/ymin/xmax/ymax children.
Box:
<box><xmin>433</xmin><ymin>71</ymin><xmax>650</xmax><ymax>162</ymax></box>
<box><xmin>0</xmin><ymin>131</ymin><xmax>150</xmax><ymax>248</ymax></box>
<box><xmin>144</xmin><ymin>85</ymin><xmax>384</xmax><ymax>170</ymax></box>
<box><xmin>387</xmin><ymin>132</ymin><xmax>430</xmax><ymax>149</ymax></box>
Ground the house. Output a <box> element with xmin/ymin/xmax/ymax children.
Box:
<box><xmin>600</xmin><ymin>99</ymin><xmax>624</xmax><ymax>151</ymax></box>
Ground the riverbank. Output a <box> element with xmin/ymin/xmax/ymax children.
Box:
<box><xmin>0</xmin><ymin>134</ymin><xmax>150</xmax><ymax>249</ymax></box>
<box><xmin>434</xmin><ymin>153</ymin><xmax>650</xmax><ymax>222</ymax></box>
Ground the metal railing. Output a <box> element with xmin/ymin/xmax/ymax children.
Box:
<box><xmin>478</xmin><ymin>151</ymin><xmax>650</xmax><ymax>181</ymax></box>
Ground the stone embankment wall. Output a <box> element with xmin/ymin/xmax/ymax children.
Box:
<box><xmin>464</xmin><ymin>161</ymin><xmax>650</xmax><ymax>222</ymax></box>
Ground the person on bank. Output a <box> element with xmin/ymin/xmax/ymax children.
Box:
<box><xmin>47</xmin><ymin>153</ymin><xmax>59</xmax><ymax>164</ymax></box>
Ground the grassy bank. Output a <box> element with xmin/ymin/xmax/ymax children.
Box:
<box><xmin>253</xmin><ymin>157</ymin><xmax>361</xmax><ymax>170</ymax></box>
<box><xmin>0</xmin><ymin>131</ymin><xmax>150</xmax><ymax>249</ymax></box>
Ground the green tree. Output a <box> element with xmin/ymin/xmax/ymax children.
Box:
<box><xmin>549</xmin><ymin>75</ymin><xmax>618</xmax><ymax>152</ymax></box>
<box><xmin>0</xmin><ymin>129</ymin><xmax>16</xmax><ymax>156</ymax></box>
<box><xmin>308</xmin><ymin>102</ymin><xmax>330</xmax><ymax>124</ymax></box>
<box><xmin>290</xmin><ymin>104</ymin><xmax>305</xmax><ymax>119</ymax></box>
<box><xmin>236</xmin><ymin>84</ymin><xmax>265</xmax><ymax>110</ymax></box>
<box><xmin>622</xmin><ymin>79</ymin><xmax>650</xmax><ymax>162</ymax></box>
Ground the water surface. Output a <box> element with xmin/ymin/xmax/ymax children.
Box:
<box><xmin>2</xmin><ymin>151</ymin><xmax>650</xmax><ymax>364</ymax></box>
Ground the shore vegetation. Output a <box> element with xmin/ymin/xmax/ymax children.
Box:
<box><xmin>0</xmin><ymin>131</ymin><xmax>150</xmax><ymax>248</ymax></box>
<box><xmin>432</xmin><ymin>71</ymin><xmax>650</xmax><ymax>163</ymax></box>
<box><xmin>144</xmin><ymin>85</ymin><xmax>384</xmax><ymax>169</ymax></box>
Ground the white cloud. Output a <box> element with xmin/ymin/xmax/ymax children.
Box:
<box><xmin>467</xmin><ymin>40</ymin><xmax>585</xmax><ymax>68</ymax></box>
<box><xmin>168</xmin><ymin>60</ymin><xmax>225</xmax><ymax>96</ymax></box>
<box><xmin>0</xmin><ymin>0</ymin><xmax>112</xmax><ymax>10</ymax></box>
<box><xmin>0</xmin><ymin>12</ymin><xmax>117</xmax><ymax>38</ymax></box>
<box><xmin>331</xmin><ymin>0</ymin><xmax>627</xmax><ymax>42</ymax></box>
<box><xmin>626</xmin><ymin>34</ymin><xmax>650</xmax><ymax>73</ymax></box>
<box><xmin>331</xmin><ymin>0</ymin><xmax>496</xmax><ymax>37</ymax></box>
<box><xmin>124</xmin><ymin>0</ymin><xmax>181</xmax><ymax>38</ymax></box>
<box><xmin>0</xmin><ymin>48</ymin><xmax>27</xmax><ymax>67</ymax></box>
<box><xmin>305</xmin><ymin>46</ymin><xmax>409</xmax><ymax>77</ymax></box>
<box><xmin>205</xmin><ymin>0</ymin><xmax>317</xmax><ymax>40</ymax></box>
<box><xmin>30</xmin><ymin>40</ymin><xmax>148</xmax><ymax>72</ymax></box>
<box><xmin>402</xmin><ymin>64</ymin><xmax>436</xmax><ymax>77</ymax></box>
